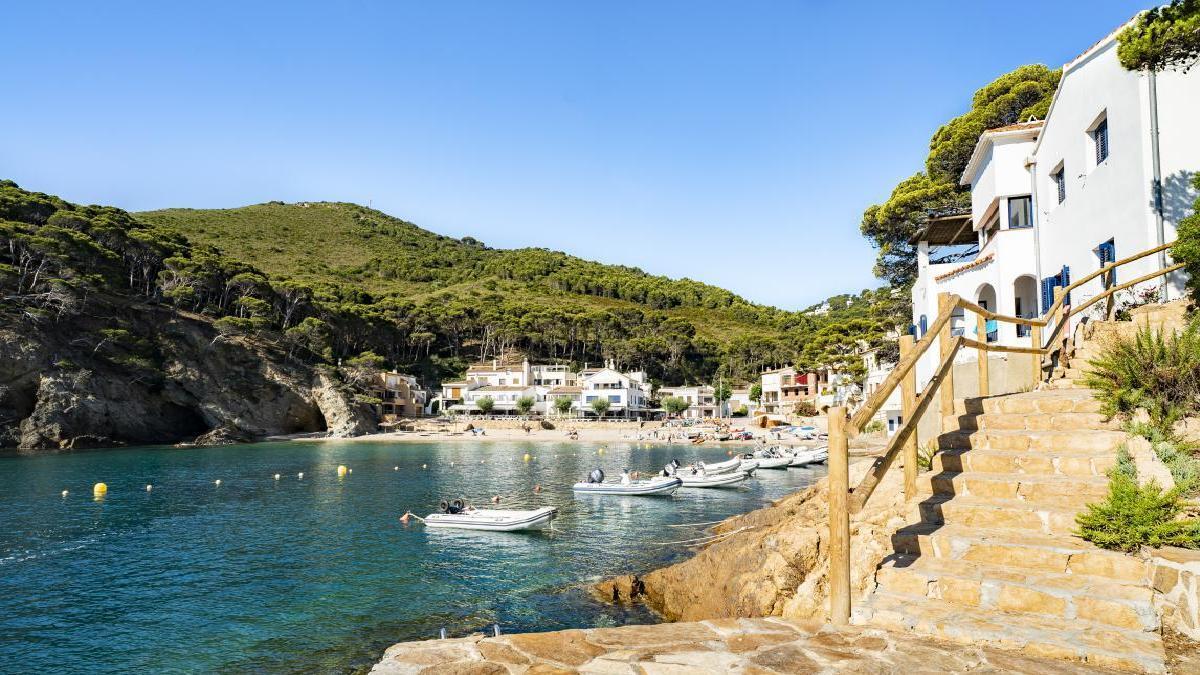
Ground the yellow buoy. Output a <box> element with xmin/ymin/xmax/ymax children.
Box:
<box><xmin>523</xmin><ymin>453</ymin><xmax>531</xmax><ymax>462</ymax></box>
<box><xmin>337</xmin><ymin>465</ymin><xmax>348</xmax><ymax>477</ymax></box>
<box><xmin>93</xmin><ymin>483</ymin><xmax>107</xmax><ymax>497</ymax></box>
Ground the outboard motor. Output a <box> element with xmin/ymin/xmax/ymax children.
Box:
<box><xmin>588</xmin><ymin>468</ymin><xmax>605</xmax><ymax>484</ymax></box>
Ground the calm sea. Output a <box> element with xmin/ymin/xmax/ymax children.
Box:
<box><xmin>0</xmin><ymin>440</ymin><xmax>824</xmax><ymax>674</ymax></box>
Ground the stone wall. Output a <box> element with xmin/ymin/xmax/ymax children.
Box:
<box><xmin>1152</xmin><ymin>547</ymin><xmax>1200</xmax><ymax>641</ymax></box>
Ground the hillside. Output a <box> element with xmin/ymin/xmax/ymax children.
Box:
<box><xmin>0</xmin><ymin>181</ymin><xmax>376</xmax><ymax>451</ymax></box>
<box><xmin>139</xmin><ymin>202</ymin><xmax>903</xmax><ymax>383</ymax></box>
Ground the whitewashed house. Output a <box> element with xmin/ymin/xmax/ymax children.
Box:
<box><xmin>861</xmin><ymin>348</ymin><xmax>902</xmax><ymax>435</ymax></box>
<box><xmin>1031</xmin><ymin>24</ymin><xmax>1198</xmax><ymax>322</ymax></box>
<box><xmin>579</xmin><ymin>362</ymin><xmax>652</xmax><ymax>418</ymax></box>
<box><xmin>911</xmin><ymin>20</ymin><xmax>1198</xmax><ymax>388</ymax></box>
<box><xmin>657</xmin><ymin>385</ymin><xmax>719</xmax><ymax>419</ymax></box>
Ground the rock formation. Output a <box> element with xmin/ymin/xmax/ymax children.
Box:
<box><xmin>0</xmin><ymin>304</ymin><xmax>377</xmax><ymax>453</ymax></box>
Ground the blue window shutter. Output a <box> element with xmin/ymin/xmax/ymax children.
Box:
<box><xmin>1041</xmin><ymin>277</ymin><xmax>1053</xmax><ymax>313</ymax></box>
<box><xmin>919</xmin><ymin>315</ymin><xmax>927</xmax><ymax>336</ymax></box>
<box><xmin>1061</xmin><ymin>266</ymin><xmax>1071</xmax><ymax>305</ymax></box>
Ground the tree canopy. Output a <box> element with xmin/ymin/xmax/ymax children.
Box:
<box><xmin>860</xmin><ymin>65</ymin><xmax>1060</xmax><ymax>287</ymax></box>
<box><xmin>1118</xmin><ymin>0</ymin><xmax>1200</xmax><ymax>72</ymax></box>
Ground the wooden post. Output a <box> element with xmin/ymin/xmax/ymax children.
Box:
<box><xmin>976</xmin><ymin>313</ymin><xmax>989</xmax><ymax>398</ymax></box>
<box><xmin>937</xmin><ymin>293</ymin><xmax>956</xmax><ymax>431</ymax></box>
<box><xmin>899</xmin><ymin>336</ymin><xmax>918</xmax><ymax>501</ymax></box>
<box><xmin>1030</xmin><ymin>322</ymin><xmax>1043</xmax><ymax>385</ymax></box>
<box><xmin>828</xmin><ymin>405</ymin><xmax>851</xmax><ymax>625</ymax></box>
<box><xmin>1104</xmin><ymin>267</ymin><xmax>1116</xmax><ymax>321</ymax></box>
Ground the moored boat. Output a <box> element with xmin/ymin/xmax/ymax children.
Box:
<box><xmin>424</xmin><ymin>504</ymin><xmax>558</xmax><ymax>531</ymax></box>
<box><xmin>572</xmin><ymin>469</ymin><xmax>682</xmax><ymax>496</ymax></box>
<box><xmin>789</xmin><ymin>446</ymin><xmax>829</xmax><ymax>467</ymax></box>
<box><xmin>672</xmin><ymin>469</ymin><xmax>747</xmax><ymax>488</ymax></box>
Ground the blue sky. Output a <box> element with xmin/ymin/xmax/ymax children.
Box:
<box><xmin>0</xmin><ymin>1</ymin><xmax>1151</xmax><ymax>309</ymax></box>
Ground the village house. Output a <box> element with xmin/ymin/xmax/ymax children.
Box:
<box><xmin>441</xmin><ymin>355</ymin><xmax>651</xmax><ymax>417</ymax></box>
<box><xmin>861</xmin><ymin>347</ymin><xmax>902</xmax><ymax>435</ymax></box>
<box><xmin>758</xmin><ymin>367</ymin><xmax>823</xmax><ymax>415</ymax></box>
<box><xmin>656</xmin><ymin>384</ymin><xmax>719</xmax><ymax>419</ymax></box>
<box><xmin>578</xmin><ymin>360</ymin><xmax>653</xmax><ymax>419</ymax></box>
<box><xmin>727</xmin><ymin>387</ymin><xmax>752</xmax><ymax>416</ymax></box>
<box><xmin>371</xmin><ymin>371</ymin><xmax>429</xmax><ymax>421</ymax></box>
<box><xmin>911</xmin><ymin>22</ymin><xmax>1199</xmax><ymax>387</ymax></box>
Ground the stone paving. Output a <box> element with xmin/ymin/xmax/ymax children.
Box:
<box><xmin>369</xmin><ymin>617</ymin><xmax>1122</xmax><ymax>674</ymax></box>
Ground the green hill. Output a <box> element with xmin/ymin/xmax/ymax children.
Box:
<box><xmin>140</xmin><ymin>200</ymin><xmax>888</xmax><ymax>384</ymax></box>
<box><xmin>2</xmin><ymin>183</ymin><xmax>901</xmax><ymax>389</ymax></box>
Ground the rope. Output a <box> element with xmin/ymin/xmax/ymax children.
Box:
<box><xmin>665</xmin><ymin>518</ymin><xmax>735</xmax><ymax>528</ymax></box>
<box><xmin>646</xmin><ymin>525</ymin><xmax>752</xmax><ymax>546</ymax></box>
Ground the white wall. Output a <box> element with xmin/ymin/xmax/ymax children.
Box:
<box><xmin>1033</xmin><ymin>39</ymin><xmax>1189</xmax><ymax>326</ymax></box>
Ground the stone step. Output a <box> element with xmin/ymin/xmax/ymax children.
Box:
<box><xmin>943</xmin><ymin>411</ymin><xmax>1114</xmax><ymax>432</ymax></box>
<box><xmin>937</xmin><ymin>429</ymin><xmax>1125</xmax><ymax>453</ymax></box>
<box><xmin>891</xmin><ymin>522</ymin><xmax>1148</xmax><ymax>582</ymax></box>
<box><xmin>874</xmin><ymin>555</ymin><xmax>1157</xmax><ymax>631</ymax></box>
<box><xmin>919</xmin><ymin>471</ymin><xmax>1110</xmax><ymax>508</ymax></box>
<box><xmin>954</xmin><ymin>390</ymin><xmax>1102</xmax><ymax>416</ymax></box>
<box><xmin>1051</xmin><ymin>367</ymin><xmax>1090</xmax><ymax>381</ymax></box>
<box><xmin>1043</xmin><ymin>378</ymin><xmax>1088</xmax><ymax>390</ymax></box>
<box><xmin>932</xmin><ymin>448</ymin><xmax>1117</xmax><ymax>478</ymax></box>
<box><xmin>913</xmin><ymin>494</ymin><xmax>1083</xmax><ymax>536</ymax></box>
<box><xmin>858</xmin><ymin>592</ymin><xmax>1165</xmax><ymax>672</ymax></box>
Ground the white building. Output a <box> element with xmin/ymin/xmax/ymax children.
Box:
<box><xmin>579</xmin><ymin>362</ymin><xmax>652</xmax><ymax>418</ymax></box>
<box><xmin>911</xmin><ymin>20</ymin><xmax>1198</xmax><ymax>386</ymax></box>
<box><xmin>657</xmin><ymin>385</ymin><xmax>718</xmax><ymax>419</ymax></box>
<box><xmin>728</xmin><ymin>387</ymin><xmax>752</xmax><ymax>416</ymax></box>
<box><xmin>861</xmin><ymin>348</ymin><xmax>902</xmax><ymax>435</ymax></box>
<box><xmin>1032</xmin><ymin>24</ymin><xmax>1197</xmax><ymax>318</ymax></box>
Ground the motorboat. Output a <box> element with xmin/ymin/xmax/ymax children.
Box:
<box><xmin>789</xmin><ymin>446</ymin><xmax>829</xmax><ymax>467</ymax></box>
<box><xmin>424</xmin><ymin>503</ymin><xmax>558</xmax><ymax>532</ymax></box>
<box><xmin>752</xmin><ymin>449</ymin><xmax>793</xmax><ymax>469</ymax></box>
<box><xmin>701</xmin><ymin>456</ymin><xmax>744</xmax><ymax>475</ymax></box>
<box><xmin>573</xmin><ymin>469</ymin><xmax>682</xmax><ymax>496</ymax></box>
<box><xmin>671</xmin><ymin>467</ymin><xmax>748</xmax><ymax>488</ymax></box>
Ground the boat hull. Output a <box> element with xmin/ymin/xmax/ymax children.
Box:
<box><xmin>572</xmin><ymin>477</ymin><xmax>682</xmax><ymax>496</ymax></box>
<box><xmin>676</xmin><ymin>472</ymin><xmax>747</xmax><ymax>488</ymax></box>
<box><xmin>425</xmin><ymin>506</ymin><xmax>558</xmax><ymax>532</ymax></box>
<box><xmin>755</xmin><ymin>456</ymin><xmax>792</xmax><ymax>469</ymax></box>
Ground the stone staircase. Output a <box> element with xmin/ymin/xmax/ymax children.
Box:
<box><xmin>852</xmin><ymin>332</ymin><xmax>1169</xmax><ymax>670</ymax></box>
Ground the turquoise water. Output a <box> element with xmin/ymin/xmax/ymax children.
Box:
<box><xmin>0</xmin><ymin>440</ymin><xmax>824</xmax><ymax>674</ymax></box>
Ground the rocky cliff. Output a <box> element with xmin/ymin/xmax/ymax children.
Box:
<box><xmin>0</xmin><ymin>301</ymin><xmax>376</xmax><ymax>453</ymax></box>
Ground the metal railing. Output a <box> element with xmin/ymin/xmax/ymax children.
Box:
<box><xmin>827</xmin><ymin>240</ymin><xmax>1182</xmax><ymax>624</ymax></box>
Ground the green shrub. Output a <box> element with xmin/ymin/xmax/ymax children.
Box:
<box><xmin>863</xmin><ymin>420</ymin><xmax>885</xmax><ymax>434</ymax></box>
<box><xmin>1084</xmin><ymin>321</ymin><xmax>1200</xmax><ymax>427</ymax></box>
<box><xmin>1124</xmin><ymin>421</ymin><xmax>1200</xmax><ymax>498</ymax></box>
<box><xmin>732</xmin><ymin>405</ymin><xmax>748</xmax><ymax>417</ymax></box>
<box><xmin>1075</xmin><ymin>449</ymin><xmax>1200</xmax><ymax>552</ymax></box>
<box><xmin>917</xmin><ymin>443</ymin><xmax>939</xmax><ymax>472</ymax></box>
<box><xmin>794</xmin><ymin>400</ymin><xmax>818</xmax><ymax>417</ymax></box>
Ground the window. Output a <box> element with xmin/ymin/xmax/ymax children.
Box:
<box><xmin>980</xmin><ymin>209</ymin><xmax>1000</xmax><ymax>246</ymax></box>
<box><xmin>1093</xmin><ymin>118</ymin><xmax>1109</xmax><ymax>164</ymax></box>
<box><xmin>1052</xmin><ymin>165</ymin><xmax>1066</xmax><ymax>204</ymax></box>
<box><xmin>1008</xmin><ymin>196</ymin><xmax>1032</xmax><ymax>229</ymax></box>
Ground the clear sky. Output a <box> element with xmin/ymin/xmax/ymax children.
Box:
<box><xmin>0</xmin><ymin>1</ymin><xmax>1152</xmax><ymax>310</ymax></box>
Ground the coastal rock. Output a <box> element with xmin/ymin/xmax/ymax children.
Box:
<box><xmin>595</xmin><ymin>457</ymin><xmax>908</xmax><ymax>623</ymax></box>
<box><xmin>311</xmin><ymin>371</ymin><xmax>377</xmax><ymax>437</ymax></box>
<box><xmin>0</xmin><ymin>306</ymin><xmax>376</xmax><ymax>453</ymax></box>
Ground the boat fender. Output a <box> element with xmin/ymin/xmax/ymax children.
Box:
<box><xmin>588</xmin><ymin>468</ymin><xmax>605</xmax><ymax>484</ymax></box>
<box><xmin>451</xmin><ymin>498</ymin><xmax>466</xmax><ymax>513</ymax></box>
<box><xmin>439</xmin><ymin>499</ymin><xmax>450</xmax><ymax>513</ymax></box>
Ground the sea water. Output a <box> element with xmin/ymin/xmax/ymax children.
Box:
<box><xmin>0</xmin><ymin>440</ymin><xmax>825</xmax><ymax>673</ymax></box>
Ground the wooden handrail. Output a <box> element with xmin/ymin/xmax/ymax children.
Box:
<box><xmin>849</xmin><ymin>335</ymin><xmax>962</xmax><ymax>514</ymax></box>
<box><xmin>1068</xmin><ymin>261</ymin><xmax>1186</xmax><ymax>318</ymax></box>
<box><xmin>955</xmin><ymin>296</ymin><xmax>1045</xmax><ymax>326</ymax></box>
<box><xmin>846</xmin><ymin>305</ymin><xmax>956</xmax><ymax>437</ymax></box>
<box><xmin>1042</xmin><ymin>240</ymin><xmax>1176</xmax><ymax>319</ymax></box>
<box><xmin>959</xmin><ymin>337</ymin><xmax>1044</xmax><ymax>355</ymax></box>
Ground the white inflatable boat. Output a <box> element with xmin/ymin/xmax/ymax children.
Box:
<box><xmin>789</xmin><ymin>446</ymin><xmax>829</xmax><ymax>467</ymax></box>
<box><xmin>572</xmin><ymin>474</ymin><xmax>682</xmax><ymax>496</ymax></box>
<box><xmin>424</xmin><ymin>505</ymin><xmax>558</xmax><ymax>532</ymax></box>
<box><xmin>753</xmin><ymin>453</ymin><xmax>793</xmax><ymax>469</ymax></box>
<box><xmin>672</xmin><ymin>469</ymin><xmax>748</xmax><ymax>488</ymax></box>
